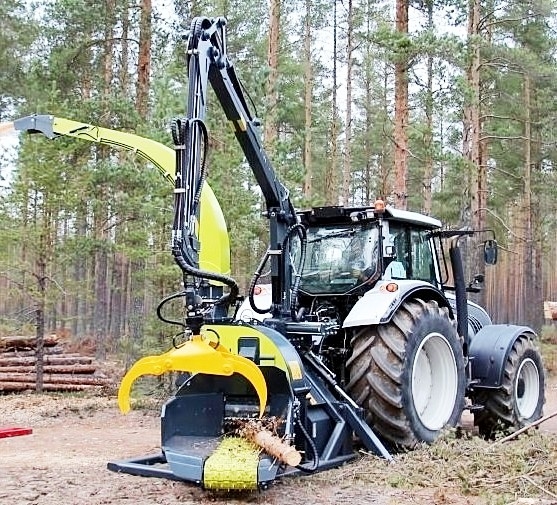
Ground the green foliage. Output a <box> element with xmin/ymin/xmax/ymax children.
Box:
<box><xmin>2</xmin><ymin>0</ymin><xmax>557</xmax><ymax>348</ymax></box>
<box><xmin>0</xmin><ymin>1</ymin><xmax>38</xmax><ymax>119</ymax></box>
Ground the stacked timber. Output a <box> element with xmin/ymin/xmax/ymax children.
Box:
<box><xmin>0</xmin><ymin>335</ymin><xmax>112</xmax><ymax>393</ymax></box>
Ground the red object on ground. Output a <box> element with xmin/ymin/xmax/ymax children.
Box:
<box><xmin>0</xmin><ymin>427</ymin><xmax>33</xmax><ymax>438</ymax></box>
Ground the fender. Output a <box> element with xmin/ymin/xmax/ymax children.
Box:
<box><xmin>342</xmin><ymin>280</ymin><xmax>452</xmax><ymax>328</ymax></box>
<box><xmin>468</xmin><ymin>324</ymin><xmax>536</xmax><ymax>388</ymax></box>
<box><xmin>12</xmin><ymin>114</ymin><xmax>230</xmax><ymax>276</ymax></box>
<box><xmin>445</xmin><ymin>293</ymin><xmax>492</xmax><ymax>339</ymax></box>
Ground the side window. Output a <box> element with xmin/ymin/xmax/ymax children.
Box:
<box><xmin>386</xmin><ymin>225</ymin><xmax>436</xmax><ymax>283</ymax></box>
<box><xmin>409</xmin><ymin>229</ymin><xmax>436</xmax><ymax>282</ymax></box>
<box><xmin>386</xmin><ymin>224</ymin><xmax>409</xmax><ymax>279</ymax></box>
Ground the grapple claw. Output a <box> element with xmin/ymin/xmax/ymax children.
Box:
<box><xmin>117</xmin><ymin>335</ymin><xmax>267</xmax><ymax>416</ymax></box>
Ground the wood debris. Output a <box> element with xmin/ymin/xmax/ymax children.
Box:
<box><xmin>232</xmin><ymin>417</ymin><xmax>302</xmax><ymax>467</ymax></box>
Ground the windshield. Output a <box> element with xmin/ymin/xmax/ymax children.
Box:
<box><xmin>297</xmin><ymin>225</ymin><xmax>379</xmax><ymax>295</ymax></box>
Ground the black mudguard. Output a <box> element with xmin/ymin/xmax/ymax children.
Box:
<box><xmin>468</xmin><ymin>324</ymin><xmax>536</xmax><ymax>388</ymax></box>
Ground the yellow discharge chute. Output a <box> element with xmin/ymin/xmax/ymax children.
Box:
<box><xmin>10</xmin><ymin>115</ymin><xmax>231</xmax><ymax>278</ymax></box>
<box><xmin>117</xmin><ymin>335</ymin><xmax>268</xmax><ymax>417</ymax></box>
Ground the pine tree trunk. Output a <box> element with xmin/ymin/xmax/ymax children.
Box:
<box><xmin>136</xmin><ymin>0</ymin><xmax>152</xmax><ymax>120</ymax></box>
<box><xmin>522</xmin><ymin>75</ymin><xmax>543</xmax><ymax>331</ymax></box>
<box><xmin>94</xmin><ymin>0</ymin><xmax>115</xmax><ymax>359</ymax></box>
<box><xmin>380</xmin><ymin>71</ymin><xmax>390</xmax><ymax>198</ymax></box>
<box><xmin>393</xmin><ymin>0</ymin><xmax>409</xmax><ymax>210</ymax></box>
<box><xmin>110</xmin><ymin>251</ymin><xmax>124</xmax><ymax>340</ymax></box>
<box><xmin>34</xmin><ymin>203</ymin><xmax>51</xmax><ymax>393</ymax></box>
<box><xmin>34</xmin><ymin>262</ymin><xmax>46</xmax><ymax>393</ymax></box>
<box><xmin>302</xmin><ymin>0</ymin><xmax>313</xmax><ymax>200</ymax></box>
<box><xmin>523</xmin><ymin>73</ymin><xmax>533</xmax><ymax>327</ymax></box>
<box><xmin>72</xmin><ymin>203</ymin><xmax>88</xmax><ymax>338</ymax></box>
<box><xmin>129</xmin><ymin>260</ymin><xmax>145</xmax><ymax>363</ymax></box>
<box><xmin>120</xmin><ymin>2</ymin><xmax>130</xmax><ymax>95</ymax></box>
<box><xmin>341</xmin><ymin>0</ymin><xmax>354</xmax><ymax>206</ymax></box>
<box><xmin>363</xmin><ymin>3</ymin><xmax>376</xmax><ymax>205</ymax></box>
<box><xmin>94</xmin><ymin>244</ymin><xmax>108</xmax><ymax>360</ymax></box>
<box><xmin>466</xmin><ymin>0</ymin><xmax>486</xmax><ymax>307</ymax></box>
<box><xmin>422</xmin><ymin>1</ymin><xmax>434</xmax><ymax>215</ymax></box>
<box><xmin>325</xmin><ymin>1</ymin><xmax>339</xmax><ymax>205</ymax></box>
<box><xmin>121</xmin><ymin>255</ymin><xmax>129</xmax><ymax>335</ymax></box>
<box><xmin>264</xmin><ymin>0</ymin><xmax>280</xmax><ymax>151</ymax></box>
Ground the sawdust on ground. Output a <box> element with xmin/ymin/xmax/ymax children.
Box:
<box><xmin>0</xmin><ymin>380</ymin><xmax>556</xmax><ymax>505</ymax></box>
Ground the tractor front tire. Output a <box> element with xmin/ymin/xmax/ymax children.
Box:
<box><xmin>473</xmin><ymin>335</ymin><xmax>545</xmax><ymax>439</ymax></box>
<box><xmin>346</xmin><ymin>299</ymin><xmax>466</xmax><ymax>448</ymax></box>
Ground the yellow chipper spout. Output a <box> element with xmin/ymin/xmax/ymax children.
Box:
<box><xmin>117</xmin><ymin>334</ymin><xmax>267</xmax><ymax>417</ymax></box>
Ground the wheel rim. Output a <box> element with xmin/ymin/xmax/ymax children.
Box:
<box><xmin>411</xmin><ymin>333</ymin><xmax>459</xmax><ymax>431</ymax></box>
<box><xmin>515</xmin><ymin>358</ymin><xmax>540</xmax><ymax>419</ymax></box>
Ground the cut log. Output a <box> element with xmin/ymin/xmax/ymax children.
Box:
<box><xmin>0</xmin><ymin>373</ymin><xmax>110</xmax><ymax>386</ymax></box>
<box><xmin>0</xmin><ymin>382</ymin><xmax>104</xmax><ymax>392</ymax></box>
<box><xmin>249</xmin><ymin>429</ymin><xmax>302</xmax><ymax>467</ymax></box>
<box><xmin>0</xmin><ymin>348</ymin><xmax>66</xmax><ymax>358</ymax></box>
<box><xmin>234</xmin><ymin>418</ymin><xmax>302</xmax><ymax>467</ymax></box>
<box><xmin>0</xmin><ymin>355</ymin><xmax>93</xmax><ymax>367</ymax></box>
<box><xmin>0</xmin><ymin>364</ymin><xmax>98</xmax><ymax>374</ymax></box>
<box><xmin>0</xmin><ymin>335</ymin><xmax>58</xmax><ymax>350</ymax></box>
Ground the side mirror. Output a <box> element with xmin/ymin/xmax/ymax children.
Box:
<box><xmin>484</xmin><ymin>239</ymin><xmax>498</xmax><ymax>265</ymax></box>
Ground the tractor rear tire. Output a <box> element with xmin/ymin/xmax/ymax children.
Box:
<box><xmin>473</xmin><ymin>335</ymin><xmax>545</xmax><ymax>439</ymax></box>
<box><xmin>346</xmin><ymin>298</ymin><xmax>466</xmax><ymax>448</ymax></box>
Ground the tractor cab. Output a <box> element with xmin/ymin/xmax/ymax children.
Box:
<box><xmin>295</xmin><ymin>204</ymin><xmax>443</xmax><ymax>298</ymax></box>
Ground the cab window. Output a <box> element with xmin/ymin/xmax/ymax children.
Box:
<box><xmin>387</xmin><ymin>224</ymin><xmax>436</xmax><ymax>283</ymax></box>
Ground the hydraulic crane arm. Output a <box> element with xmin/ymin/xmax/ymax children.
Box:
<box><xmin>181</xmin><ymin>17</ymin><xmax>301</xmax><ymax>315</ymax></box>
<box><xmin>11</xmin><ymin>114</ymin><xmax>230</xmax><ymax>277</ymax></box>
<box><xmin>182</xmin><ymin>18</ymin><xmax>296</xmax><ymax>221</ymax></box>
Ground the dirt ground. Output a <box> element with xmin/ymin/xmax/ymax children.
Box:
<box><xmin>1</xmin><ymin>380</ymin><xmax>556</xmax><ymax>505</ymax></box>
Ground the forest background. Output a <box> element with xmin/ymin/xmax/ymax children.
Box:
<box><xmin>1</xmin><ymin>0</ymin><xmax>557</xmax><ymax>362</ymax></box>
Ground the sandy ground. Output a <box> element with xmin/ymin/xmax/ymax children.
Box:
<box><xmin>0</xmin><ymin>380</ymin><xmax>556</xmax><ymax>505</ymax></box>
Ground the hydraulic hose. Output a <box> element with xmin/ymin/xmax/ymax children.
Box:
<box><xmin>156</xmin><ymin>290</ymin><xmax>188</xmax><ymax>329</ymax></box>
<box><xmin>294</xmin><ymin>415</ymin><xmax>319</xmax><ymax>473</ymax></box>
<box><xmin>247</xmin><ymin>223</ymin><xmax>307</xmax><ymax>319</ymax></box>
<box><xmin>283</xmin><ymin>223</ymin><xmax>307</xmax><ymax>321</ymax></box>
<box><xmin>173</xmin><ymin>247</ymin><xmax>239</xmax><ymax>308</ymax></box>
<box><xmin>248</xmin><ymin>251</ymin><xmax>273</xmax><ymax>315</ymax></box>
<box><xmin>171</xmin><ymin>112</ymin><xmax>239</xmax><ymax>309</ymax></box>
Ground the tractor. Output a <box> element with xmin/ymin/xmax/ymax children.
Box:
<box><xmin>13</xmin><ymin>15</ymin><xmax>545</xmax><ymax>491</ymax></box>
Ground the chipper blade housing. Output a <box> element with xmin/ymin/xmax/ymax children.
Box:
<box><xmin>109</xmin><ymin>322</ymin><xmax>390</xmax><ymax>489</ymax></box>
<box><xmin>111</xmin><ymin>324</ymin><xmax>308</xmax><ymax>489</ymax></box>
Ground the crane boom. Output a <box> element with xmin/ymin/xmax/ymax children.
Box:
<box><xmin>178</xmin><ymin>17</ymin><xmax>299</xmax><ymax>315</ymax></box>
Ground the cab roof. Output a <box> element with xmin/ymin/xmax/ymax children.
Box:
<box><xmin>298</xmin><ymin>204</ymin><xmax>442</xmax><ymax>229</ymax></box>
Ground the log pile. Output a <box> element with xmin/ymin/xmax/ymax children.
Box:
<box><xmin>0</xmin><ymin>335</ymin><xmax>112</xmax><ymax>393</ymax></box>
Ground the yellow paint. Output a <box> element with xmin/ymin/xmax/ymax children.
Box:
<box><xmin>288</xmin><ymin>361</ymin><xmax>303</xmax><ymax>380</ymax></box>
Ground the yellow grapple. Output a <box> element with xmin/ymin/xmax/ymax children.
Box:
<box><xmin>117</xmin><ymin>334</ymin><xmax>268</xmax><ymax>417</ymax></box>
